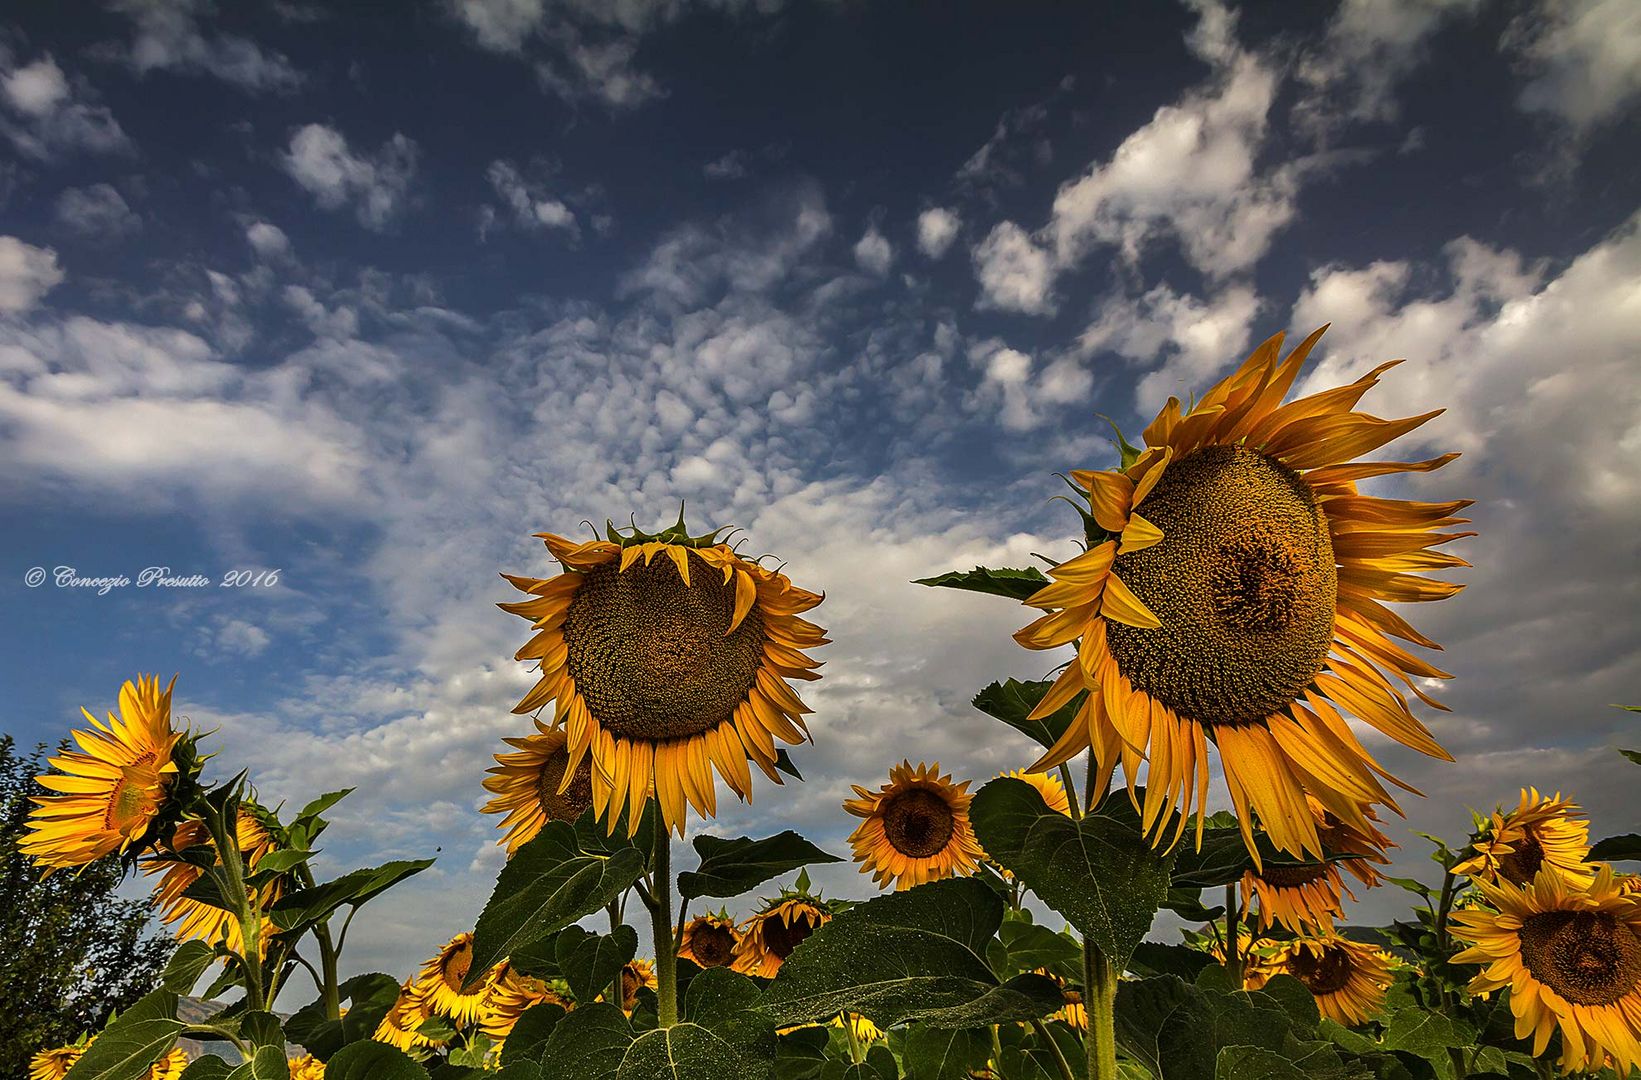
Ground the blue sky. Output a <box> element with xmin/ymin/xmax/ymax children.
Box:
<box><xmin>2</xmin><ymin>0</ymin><xmax>1638</xmax><ymax>997</ymax></box>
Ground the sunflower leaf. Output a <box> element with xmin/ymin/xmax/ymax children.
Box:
<box><xmin>225</xmin><ymin>1045</ymin><xmax>289</xmax><ymax>1080</ymax></box>
<box><xmin>763</xmin><ymin>877</ymin><xmax>1063</xmax><ymax>1030</ymax></box>
<box><xmin>678</xmin><ymin>831</ymin><xmax>843</xmax><ymax>900</ymax></box>
<box><xmin>322</xmin><ymin>1041</ymin><xmax>431</xmax><ymax>1080</ymax></box>
<box><xmin>499</xmin><ymin>1002</ymin><xmax>566</xmax><ymax>1067</ymax></box>
<box><xmin>466</xmin><ymin>822</ymin><xmax>647</xmax><ymax>989</ymax></box>
<box><xmin>268</xmin><ymin>858</ymin><xmax>435</xmax><ymax>934</ymax></box>
<box><xmin>556</xmin><ymin>924</ymin><xmax>638</xmax><ymax>1004</ymax></box>
<box><xmin>1590</xmin><ymin>833</ymin><xmax>1641</xmax><ymax>862</ymax></box>
<box><xmin>682</xmin><ymin>968</ymin><xmax>777</xmax><ymax>1063</ymax></box>
<box><xmin>1619</xmin><ymin>748</ymin><xmax>1641</xmax><ymax>766</ymax></box>
<box><xmin>970</xmin><ymin>679</ymin><xmax>1081</xmax><ymax>751</ymax></box>
<box><xmin>162</xmin><ymin>940</ymin><xmax>217</xmax><ymax>993</ymax></box>
<box><xmin>617</xmin><ymin>1022</ymin><xmax>772</xmax><ymax>1080</ymax></box>
<box><xmin>538</xmin><ymin>1003</ymin><xmax>634</xmax><ymax>1078</ymax></box>
<box><xmin>900</xmin><ymin>1025</ymin><xmax>990</xmax><ymax>1080</ymax></box>
<box><xmin>283</xmin><ymin>972</ymin><xmax>403</xmax><ymax>1062</ymax></box>
<box><xmin>64</xmin><ymin>989</ymin><xmax>183</xmax><ymax>1080</ymax></box>
<box><xmin>970</xmin><ymin>779</ymin><xmax>1172</xmax><ymax>969</ymax></box>
<box><xmin>1113</xmin><ymin>975</ymin><xmax>1306</xmax><ymax>1080</ymax></box>
<box><xmin>912</xmin><ymin>566</ymin><xmax>1049</xmax><ymax>601</ymax></box>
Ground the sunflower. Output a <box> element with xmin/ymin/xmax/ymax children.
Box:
<box><xmin>21</xmin><ymin>675</ymin><xmax>186</xmax><ymax>869</ymax></box>
<box><xmin>998</xmin><ymin>768</ymin><xmax>1071</xmax><ymax>816</ymax></box>
<box><xmin>414</xmin><ymin>933</ymin><xmax>499</xmax><ymax>1026</ymax></box>
<box><xmin>140</xmin><ymin>807</ymin><xmax>282</xmax><ymax>955</ymax></box>
<box><xmin>287</xmin><ymin>1056</ymin><xmax>326</xmax><ymax>1080</ymax></box>
<box><xmin>1454</xmin><ymin>787</ymin><xmax>1594</xmax><ymax>889</ymax></box>
<box><xmin>28</xmin><ymin>1045</ymin><xmax>83</xmax><ymax>1080</ymax></box>
<box><xmin>502</xmin><ymin>519</ymin><xmax>827</xmax><ymax>836</ymax></box>
<box><xmin>678</xmin><ymin>913</ymin><xmax>741</xmax><ymax>969</ymax></box>
<box><xmin>844</xmin><ymin>761</ymin><xmax>985</xmax><ymax>891</ymax></box>
<box><xmin>1206</xmin><ymin>930</ymin><xmax>1281</xmax><ymax>991</ymax></box>
<box><xmin>145</xmin><ymin>1050</ymin><xmax>188</xmax><ymax>1080</ymax></box>
<box><xmin>1016</xmin><ymin>328</ymin><xmax>1467</xmax><ymax>863</ymax></box>
<box><xmin>373</xmin><ymin>981</ymin><xmax>439</xmax><ymax>1052</ymax></box>
<box><xmin>1240</xmin><ymin>859</ymin><xmax>1349</xmax><ymax>934</ymax></box>
<box><xmin>1451</xmin><ymin>864</ymin><xmax>1641</xmax><ymax>1075</ymax></box>
<box><xmin>481</xmin><ymin>721</ymin><xmax>596</xmax><ymax>854</ymax></box>
<box><xmin>479</xmin><ymin>962</ymin><xmax>564</xmax><ymax>1041</ymax></box>
<box><xmin>617</xmin><ymin>958</ymin><xmax>657</xmax><ymax>1014</ymax></box>
<box><xmin>1313</xmin><ymin>795</ymin><xmax>1393</xmax><ymax>891</ymax></box>
<box><xmin>733</xmin><ymin>896</ymin><xmax>832</xmax><ymax>978</ymax></box>
<box><xmin>1273</xmin><ymin>935</ymin><xmax>1394</xmax><ymax>1027</ymax></box>
<box><xmin>834</xmin><ymin>1012</ymin><xmax>883</xmax><ymax>1043</ymax></box>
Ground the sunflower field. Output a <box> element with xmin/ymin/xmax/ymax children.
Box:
<box><xmin>22</xmin><ymin>329</ymin><xmax>1641</xmax><ymax>1080</ymax></box>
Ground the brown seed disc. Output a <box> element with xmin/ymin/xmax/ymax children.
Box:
<box><xmin>763</xmin><ymin>909</ymin><xmax>823</xmax><ymax>961</ymax></box>
<box><xmin>1518</xmin><ymin>910</ymin><xmax>1641</xmax><ymax>1006</ymax></box>
<box><xmin>1497</xmin><ymin>832</ymin><xmax>1546</xmax><ymax>886</ymax></box>
<box><xmin>1258</xmin><ymin>862</ymin><xmax>1330</xmax><ymax>887</ymax></box>
<box><xmin>687</xmin><ymin>923</ymin><xmax>737</xmax><ymax>968</ymax></box>
<box><xmin>881</xmin><ymin>787</ymin><xmax>957</xmax><ymax>859</ymax></box>
<box><xmin>1105</xmin><ymin>445</ymin><xmax>1337</xmax><ymax>728</ymax></box>
<box><xmin>535</xmin><ymin>746</ymin><xmax>594</xmax><ymax>824</ymax></box>
<box><xmin>1287</xmin><ymin>943</ymin><xmax>1356</xmax><ymax>995</ymax></box>
<box><xmin>441</xmin><ymin>942</ymin><xmax>473</xmax><ymax>991</ymax></box>
<box><xmin>562</xmin><ymin>551</ymin><xmax>767</xmax><ymax>741</ymax></box>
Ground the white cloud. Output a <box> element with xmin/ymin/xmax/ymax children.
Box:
<box><xmin>533</xmin><ymin>33</ymin><xmax>663</xmax><ymax>109</ymax></box>
<box><xmin>0</xmin><ymin>54</ymin><xmax>131</xmax><ymax>159</ymax></box>
<box><xmin>1077</xmin><ymin>282</ymin><xmax>1262</xmax><ymax>411</ymax></box>
<box><xmin>282</xmin><ymin>123</ymin><xmax>419</xmax><ymax>230</ymax></box>
<box><xmin>915</xmin><ymin>207</ymin><xmax>959</xmax><ymax>259</ymax></box>
<box><xmin>971</xmin><ymin>221</ymin><xmax>1055</xmax><ymax>314</ymax></box>
<box><xmin>485</xmin><ymin>160</ymin><xmax>579</xmax><ymax>237</ymax></box>
<box><xmin>853</xmin><ymin>225</ymin><xmax>892</xmax><ymax>276</ymax></box>
<box><xmin>1506</xmin><ymin>0</ymin><xmax>1641</xmax><ymax>133</ymax></box>
<box><xmin>107</xmin><ymin>0</ymin><xmax>303</xmax><ymax>92</ymax></box>
<box><xmin>703</xmin><ymin>149</ymin><xmax>749</xmax><ymax>180</ymax></box>
<box><xmin>55</xmin><ymin>184</ymin><xmax>141</xmax><ymax>238</ymax></box>
<box><xmin>0</xmin><ymin>237</ymin><xmax>65</xmax><ymax>313</ymax></box>
<box><xmin>245</xmin><ymin>221</ymin><xmax>291</xmax><ymax>258</ymax></box>
<box><xmin>446</xmin><ymin>0</ymin><xmax>547</xmax><ymax>51</ymax></box>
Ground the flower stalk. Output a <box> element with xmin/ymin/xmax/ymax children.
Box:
<box><xmin>650</xmin><ymin>807</ymin><xmax>680</xmax><ymax>1027</ymax></box>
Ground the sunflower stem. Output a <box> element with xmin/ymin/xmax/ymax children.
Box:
<box><xmin>1031</xmin><ymin>1018</ymin><xmax>1077</xmax><ymax>1080</ymax></box>
<box><xmin>650</xmin><ymin>807</ymin><xmax>680</xmax><ymax>1027</ymax></box>
<box><xmin>608</xmin><ymin>901</ymin><xmax>626</xmax><ymax>1007</ymax></box>
<box><xmin>1057</xmin><ymin>763</ymin><xmax>1080</xmax><ymax>821</ymax></box>
<box><xmin>204</xmin><ymin>803</ymin><xmax>266</xmax><ymax>1014</ymax></box>
<box><xmin>1082</xmin><ymin>940</ymin><xmax>1118</xmax><ymax>1080</ymax></box>
<box><xmin>1224</xmin><ymin>884</ymin><xmax>1242</xmax><ymax>986</ymax></box>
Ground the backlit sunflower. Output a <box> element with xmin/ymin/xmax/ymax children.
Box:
<box><xmin>28</xmin><ymin>1044</ymin><xmax>83</xmax><ymax>1080</ymax></box>
<box><xmin>834</xmin><ymin>1013</ymin><xmax>883</xmax><ymax>1043</ymax></box>
<box><xmin>1454</xmin><ymin>787</ymin><xmax>1594</xmax><ymax>888</ymax></box>
<box><xmin>21</xmin><ymin>675</ymin><xmax>187</xmax><ymax>869</ymax></box>
<box><xmin>844</xmin><ymin>761</ymin><xmax>984</xmax><ymax>891</ymax></box>
<box><xmin>733</xmin><ymin>896</ymin><xmax>831</xmax><ymax>978</ymax></box>
<box><xmin>617</xmin><ymin>958</ymin><xmax>657</xmax><ymax>1014</ymax></box>
<box><xmin>1241</xmin><ymin>859</ymin><xmax>1348</xmax><ymax>934</ymax></box>
<box><xmin>1274</xmin><ymin>935</ymin><xmax>1394</xmax><ymax>1027</ymax></box>
<box><xmin>287</xmin><ymin>1055</ymin><xmax>326</xmax><ymax>1080</ymax></box>
<box><xmin>1016</xmin><ymin>328</ymin><xmax>1467</xmax><ymax>863</ymax></box>
<box><xmin>373</xmin><ymin>981</ymin><xmax>439</xmax><ymax>1052</ymax></box>
<box><xmin>998</xmin><ymin>768</ymin><xmax>1071</xmax><ymax>816</ymax></box>
<box><xmin>502</xmin><ymin>519</ymin><xmax>827</xmax><ymax>836</ymax></box>
<box><xmin>1451</xmin><ymin>864</ymin><xmax>1641</xmax><ymax>1075</ymax></box>
<box><xmin>146</xmin><ymin>1050</ymin><xmax>188</xmax><ymax>1080</ymax></box>
<box><xmin>1313</xmin><ymin>795</ymin><xmax>1393</xmax><ymax>891</ymax></box>
<box><xmin>415</xmin><ymin>933</ymin><xmax>500</xmax><ymax>1026</ymax></box>
<box><xmin>481</xmin><ymin>721</ymin><xmax>596</xmax><ymax>854</ymax></box>
<box><xmin>140</xmin><ymin>806</ymin><xmax>282</xmax><ymax>955</ymax></box>
<box><xmin>479</xmin><ymin>962</ymin><xmax>563</xmax><ymax>1041</ymax></box>
<box><xmin>678</xmin><ymin>913</ymin><xmax>740</xmax><ymax>969</ymax></box>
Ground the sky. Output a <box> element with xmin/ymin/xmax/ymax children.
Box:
<box><xmin>1</xmin><ymin>0</ymin><xmax>1638</xmax><ymax>1002</ymax></box>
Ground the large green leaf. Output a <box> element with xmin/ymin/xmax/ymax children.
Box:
<box><xmin>1590</xmin><ymin>833</ymin><xmax>1641</xmax><ymax>862</ymax></box>
<box><xmin>557</xmin><ymin>925</ymin><xmax>639</xmax><ymax>1004</ymax></box>
<box><xmin>970</xmin><ymin>680</ymin><xmax>1081</xmax><ymax>752</ymax></box>
<box><xmin>283</xmin><ymin>972</ymin><xmax>403</xmax><ymax>1061</ymax></box>
<box><xmin>179</xmin><ymin>1058</ymin><xmax>233</xmax><ymax>1080</ymax></box>
<box><xmin>225</xmin><ymin>1046</ymin><xmax>289</xmax><ymax>1080</ymax></box>
<box><xmin>970</xmin><ymin>779</ymin><xmax>1172</xmax><ymax>968</ymax></box>
<box><xmin>682</xmin><ymin>968</ymin><xmax>777</xmax><ymax>1066</ymax></box>
<box><xmin>269</xmin><ymin>859</ymin><xmax>434</xmax><ymax>933</ymax></box>
<box><xmin>66</xmin><ymin>990</ymin><xmax>183</xmax><ymax>1080</ymax></box>
<box><xmin>161</xmin><ymin>940</ymin><xmax>217</xmax><ymax>993</ymax></box>
<box><xmin>323</xmin><ymin>1042</ymin><xmax>431</xmax><ymax>1080</ymax></box>
<box><xmin>499</xmin><ymin>1003</ymin><xmax>567</xmax><ymax>1066</ymax></box>
<box><xmin>616</xmin><ymin>1023</ymin><xmax>770</xmax><ymax>1079</ymax></box>
<box><xmin>467</xmin><ymin>821</ymin><xmax>647</xmax><ymax>986</ymax></box>
<box><xmin>993</xmin><ymin>914</ymin><xmax>1082</xmax><ymax>981</ymax></box>
<box><xmin>539</xmin><ymin>1003</ymin><xmax>635</xmax><ymax>1078</ymax></box>
<box><xmin>1113</xmin><ymin>975</ymin><xmax>1304</xmax><ymax>1080</ymax></box>
<box><xmin>900</xmin><ymin>1026</ymin><xmax>989</xmax><ymax>1080</ymax></box>
<box><xmin>1168</xmin><ymin>814</ymin><xmax>1334</xmax><ymax>890</ymax></box>
<box><xmin>764</xmin><ymin>877</ymin><xmax>1062</xmax><ymax>1030</ymax></box>
<box><xmin>913</xmin><ymin>566</ymin><xmax>1048</xmax><ymax>601</ymax></box>
<box><xmin>678</xmin><ymin>831</ymin><xmax>842</xmax><ymax>900</ymax></box>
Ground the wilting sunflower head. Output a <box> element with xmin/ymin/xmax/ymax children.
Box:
<box><xmin>844</xmin><ymin>761</ymin><xmax>985</xmax><ymax>891</ymax></box>
<box><xmin>1275</xmin><ymin>935</ymin><xmax>1395</xmax><ymax>1028</ymax></box>
<box><xmin>479</xmin><ymin>962</ymin><xmax>562</xmax><ymax>1040</ymax></box>
<box><xmin>1016</xmin><ymin>327</ymin><xmax>1469</xmax><ymax>865</ymax></box>
<box><xmin>286</xmin><ymin>1055</ymin><xmax>326</xmax><ymax>1080</ymax></box>
<box><xmin>28</xmin><ymin>1044</ymin><xmax>85</xmax><ymax>1080</ymax></box>
<box><xmin>502</xmin><ymin>514</ymin><xmax>827</xmax><ymax>836</ymax></box>
<box><xmin>679</xmin><ymin>913</ymin><xmax>741</xmax><ymax>969</ymax></box>
<box><xmin>415</xmin><ymin>932</ymin><xmax>499</xmax><ymax>1026</ymax></box>
<box><xmin>1454</xmin><ymin>787</ymin><xmax>1594</xmax><ymax>889</ymax></box>
<box><xmin>1451</xmin><ymin>864</ymin><xmax>1641</xmax><ymax>1075</ymax></box>
<box><xmin>140</xmin><ymin>805</ymin><xmax>282</xmax><ymax>956</ymax></box>
<box><xmin>481</xmin><ymin>720</ymin><xmax>595</xmax><ymax>855</ymax></box>
<box><xmin>733</xmin><ymin>894</ymin><xmax>832</xmax><ymax>978</ymax></box>
<box><xmin>373</xmin><ymin>981</ymin><xmax>440</xmax><ymax>1052</ymax></box>
<box><xmin>21</xmin><ymin>674</ymin><xmax>195</xmax><ymax>870</ymax></box>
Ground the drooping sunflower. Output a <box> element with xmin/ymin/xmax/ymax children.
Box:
<box><xmin>1016</xmin><ymin>328</ymin><xmax>1468</xmax><ymax>862</ymax></box>
<box><xmin>617</xmin><ymin>958</ymin><xmax>658</xmax><ymax>1014</ymax></box>
<box><xmin>1273</xmin><ymin>935</ymin><xmax>1395</xmax><ymax>1027</ymax></box>
<box><xmin>21</xmin><ymin>675</ymin><xmax>186</xmax><ymax>869</ymax></box>
<box><xmin>1313</xmin><ymin>795</ymin><xmax>1393</xmax><ymax>891</ymax></box>
<box><xmin>834</xmin><ymin>1012</ymin><xmax>883</xmax><ymax>1043</ymax></box>
<box><xmin>733</xmin><ymin>895</ymin><xmax>832</xmax><ymax>978</ymax></box>
<box><xmin>479</xmin><ymin>962</ymin><xmax>564</xmax><ymax>1041</ymax></box>
<box><xmin>844</xmin><ymin>761</ymin><xmax>985</xmax><ymax>891</ymax></box>
<box><xmin>502</xmin><ymin>519</ymin><xmax>827</xmax><ymax>836</ymax></box>
<box><xmin>998</xmin><ymin>768</ymin><xmax>1071</xmax><ymax>816</ymax></box>
<box><xmin>140</xmin><ymin>806</ymin><xmax>282</xmax><ymax>955</ymax></box>
<box><xmin>1454</xmin><ymin>787</ymin><xmax>1594</xmax><ymax>888</ymax></box>
<box><xmin>287</xmin><ymin>1055</ymin><xmax>326</xmax><ymax>1080</ymax></box>
<box><xmin>414</xmin><ymin>933</ymin><xmax>500</xmax><ymax>1026</ymax></box>
<box><xmin>1240</xmin><ymin>859</ymin><xmax>1348</xmax><ymax>934</ymax></box>
<box><xmin>678</xmin><ymin>913</ymin><xmax>741</xmax><ymax>969</ymax></box>
<box><xmin>28</xmin><ymin>1044</ymin><xmax>83</xmax><ymax>1080</ymax></box>
<box><xmin>373</xmin><ymin>981</ymin><xmax>440</xmax><ymax>1052</ymax></box>
<box><xmin>1206</xmin><ymin>930</ymin><xmax>1281</xmax><ymax>991</ymax></box>
<box><xmin>481</xmin><ymin>720</ymin><xmax>596</xmax><ymax>854</ymax></box>
<box><xmin>1451</xmin><ymin>864</ymin><xmax>1641</xmax><ymax>1075</ymax></box>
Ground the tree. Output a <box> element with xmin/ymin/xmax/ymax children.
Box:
<box><xmin>0</xmin><ymin>734</ymin><xmax>172</xmax><ymax>1077</ymax></box>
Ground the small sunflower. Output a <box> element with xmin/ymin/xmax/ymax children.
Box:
<box><xmin>28</xmin><ymin>1045</ymin><xmax>83</xmax><ymax>1080</ymax></box>
<box><xmin>146</xmin><ymin>1050</ymin><xmax>188</xmax><ymax>1080</ymax></box>
<box><xmin>140</xmin><ymin>807</ymin><xmax>282</xmax><ymax>955</ymax></box>
<box><xmin>1274</xmin><ymin>935</ymin><xmax>1394</xmax><ymax>1027</ymax></box>
<box><xmin>21</xmin><ymin>675</ymin><xmax>186</xmax><ymax>869</ymax></box>
<box><xmin>1451</xmin><ymin>864</ymin><xmax>1641</xmax><ymax>1075</ymax></box>
<box><xmin>733</xmin><ymin>896</ymin><xmax>832</xmax><ymax>978</ymax></box>
<box><xmin>1015</xmin><ymin>328</ymin><xmax>1467</xmax><ymax>864</ymax></box>
<box><xmin>287</xmin><ymin>1055</ymin><xmax>326</xmax><ymax>1080</ymax></box>
<box><xmin>502</xmin><ymin>518</ymin><xmax>827</xmax><ymax>836</ymax></box>
<box><xmin>1032</xmin><ymin>969</ymin><xmax>1088</xmax><ymax>1029</ymax></box>
<box><xmin>678</xmin><ymin>913</ymin><xmax>741</xmax><ymax>969</ymax></box>
<box><xmin>1454</xmin><ymin>787</ymin><xmax>1594</xmax><ymax>888</ymax></box>
<box><xmin>414</xmin><ymin>933</ymin><xmax>499</xmax><ymax>1026</ymax></box>
<box><xmin>844</xmin><ymin>761</ymin><xmax>985</xmax><ymax>891</ymax></box>
<box><xmin>1313</xmin><ymin>795</ymin><xmax>1393</xmax><ymax>890</ymax></box>
<box><xmin>481</xmin><ymin>721</ymin><xmax>596</xmax><ymax>854</ymax></box>
<box><xmin>373</xmin><ymin>981</ymin><xmax>439</xmax><ymax>1052</ymax></box>
<box><xmin>1241</xmin><ymin>859</ymin><xmax>1349</xmax><ymax>935</ymax></box>
<box><xmin>479</xmin><ymin>963</ymin><xmax>563</xmax><ymax>1041</ymax></box>
<box><xmin>617</xmin><ymin>958</ymin><xmax>658</xmax><ymax>1014</ymax></box>
<box><xmin>1206</xmin><ymin>930</ymin><xmax>1282</xmax><ymax>991</ymax></box>
<box><xmin>834</xmin><ymin>1012</ymin><xmax>883</xmax><ymax>1043</ymax></box>
<box><xmin>998</xmin><ymin>768</ymin><xmax>1071</xmax><ymax>816</ymax></box>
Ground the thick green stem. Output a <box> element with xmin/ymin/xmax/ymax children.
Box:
<box><xmin>314</xmin><ymin>923</ymin><xmax>342</xmax><ymax>1020</ymax></box>
<box><xmin>608</xmin><ymin>901</ymin><xmax>626</xmax><ymax>1008</ymax></box>
<box><xmin>1083</xmin><ymin>941</ymin><xmax>1118</xmax><ymax>1080</ymax></box>
<box><xmin>1030</xmin><ymin>1019</ymin><xmax>1077</xmax><ymax>1080</ymax></box>
<box><xmin>650</xmin><ymin>810</ymin><xmax>679</xmax><ymax>1027</ymax></box>
<box><xmin>1224</xmin><ymin>884</ymin><xmax>1242</xmax><ymax>986</ymax></box>
<box><xmin>206</xmin><ymin>808</ymin><xmax>266</xmax><ymax>1013</ymax></box>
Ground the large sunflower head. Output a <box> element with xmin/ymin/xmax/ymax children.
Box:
<box><xmin>478</xmin><ymin>962</ymin><xmax>563</xmax><ymax>1041</ymax></box>
<box><xmin>139</xmin><ymin>805</ymin><xmax>282</xmax><ymax>956</ymax></box>
<box><xmin>1454</xmin><ymin>787</ymin><xmax>1594</xmax><ymax>889</ymax></box>
<box><xmin>1274</xmin><ymin>935</ymin><xmax>1395</xmax><ymax>1027</ymax></box>
<box><xmin>733</xmin><ymin>894</ymin><xmax>832</xmax><ymax>978</ymax></box>
<box><xmin>844</xmin><ymin>761</ymin><xmax>985</xmax><ymax>891</ymax></box>
<box><xmin>28</xmin><ymin>1044</ymin><xmax>84</xmax><ymax>1080</ymax></box>
<box><xmin>1452</xmin><ymin>864</ymin><xmax>1641</xmax><ymax>1075</ymax></box>
<box><xmin>481</xmin><ymin>720</ymin><xmax>596</xmax><ymax>855</ymax></box>
<box><xmin>1016</xmin><ymin>328</ymin><xmax>1468</xmax><ymax>864</ymax></box>
<box><xmin>21</xmin><ymin>675</ymin><xmax>192</xmax><ymax>870</ymax></box>
<box><xmin>414</xmin><ymin>932</ymin><xmax>500</xmax><ymax>1026</ymax></box>
<box><xmin>502</xmin><ymin>515</ymin><xmax>827</xmax><ymax>836</ymax></box>
<box><xmin>678</xmin><ymin>913</ymin><xmax>741</xmax><ymax>969</ymax></box>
